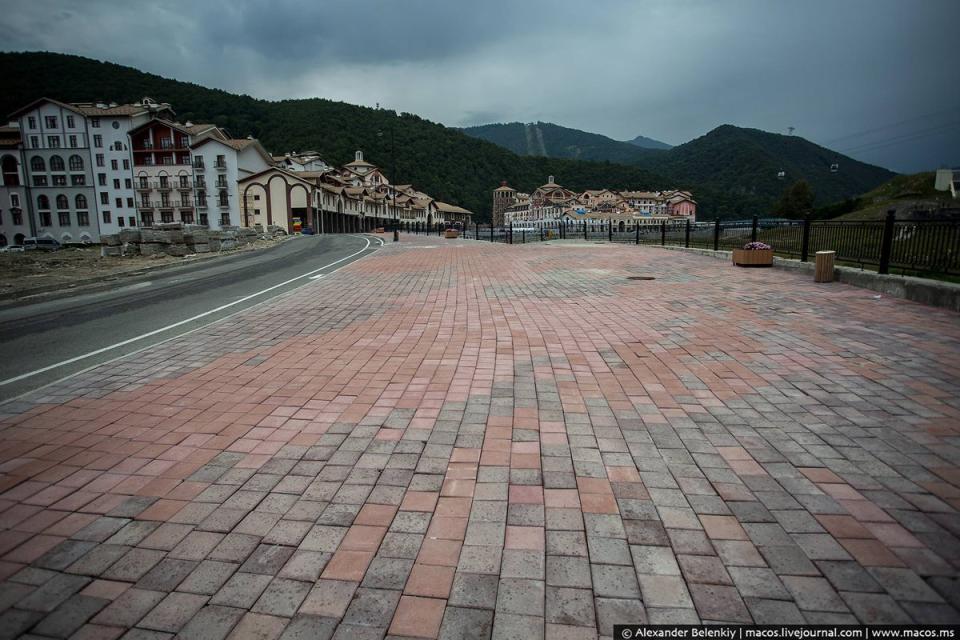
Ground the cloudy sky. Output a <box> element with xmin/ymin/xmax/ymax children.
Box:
<box><xmin>3</xmin><ymin>0</ymin><xmax>958</xmax><ymax>172</ymax></box>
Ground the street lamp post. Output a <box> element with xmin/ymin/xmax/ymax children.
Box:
<box><xmin>378</xmin><ymin>127</ymin><xmax>400</xmax><ymax>242</ymax></box>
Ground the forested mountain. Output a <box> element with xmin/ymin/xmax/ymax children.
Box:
<box><xmin>461</xmin><ymin>122</ymin><xmax>661</xmax><ymax>164</ymax></box>
<box><xmin>1</xmin><ymin>52</ymin><xmax>895</xmax><ymax>220</ymax></box>
<box><xmin>627</xmin><ymin>134</ymin><xmax>673</xmax><ymax>150</ymax></box>
<box><xmin>632</xmin><ymin>125</ymin><xmax>897</xmax><ymax>218</ymax></box>
<box><xmin>0</xmin><ymin>52</ymin><xmax>673</xmax><ymax>221</ymax></box>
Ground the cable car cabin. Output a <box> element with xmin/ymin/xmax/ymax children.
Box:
<box><xmin>777</xmin><ymin>170</ymin><xmax>786</xmax><ymax>180</ymax></box>
<box><xmin>830</xmin><ymin>163</ymin><xmax>839</xmax><ymax>173</ymax></box>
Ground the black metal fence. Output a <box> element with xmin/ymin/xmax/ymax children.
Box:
<box><xmin>455</xmin><ymin>212</ymin><xmax>960</xmax><ymax>278</ymax></box>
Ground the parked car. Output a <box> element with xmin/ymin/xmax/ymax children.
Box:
<box><xmin>23</xmin><ymin>237</ymin><xmax>61</xmax><ymax>251</ymax></box>
<box><xmin>300</xmin><ymin>226</ymin><xmax>315</xmax><ymax>235</ymax></box>
<box><xmin>0</xmin><ymin>245</ymin><xmax>25</xmax><ymax>252</ymax></box>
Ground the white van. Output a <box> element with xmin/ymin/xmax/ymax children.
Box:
<box><xmin>23</xmin><ymin>237</ymin><xmax>61</xmax><ymax>251</ymax></box>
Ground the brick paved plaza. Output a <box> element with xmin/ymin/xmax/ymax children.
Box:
<box><xmin>1</xmin><ymin>236</ymin><xmax>959</xmax><ymax>639</ymax></box>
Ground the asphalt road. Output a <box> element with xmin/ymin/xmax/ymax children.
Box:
<box><xmin>0</xmin><ymin>233</ymin><xmax>383</xmax><ymax>403</ymax></box>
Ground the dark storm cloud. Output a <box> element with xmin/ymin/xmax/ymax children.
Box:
<box><xmin>2</xmin><ymin>0</ymin><xmax>958</xmax><ymax>172</ymax></box>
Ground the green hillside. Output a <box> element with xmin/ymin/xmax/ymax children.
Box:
<box><xmin>815</xmin><ymin>172</ymin><xmax>956</xmax><ymax>220</ymax></box>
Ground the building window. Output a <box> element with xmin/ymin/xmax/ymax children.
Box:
<box><xmin>114</xmin><ymin>141</ymin><xmax>123</xmax><ymax>151</ymax></box>
<box><xmin>91</xmin><ymin>118</ymin><xmax>100</xmax><ymax>128</ymax></box>
<box><xmin>116</xmin><ymin>198</ymin><xmax>122</xmax><ymax>208</ymax></box>
<box><xmin>141</xmin><ymin>213</ymin><xmax>153</xmax><ymax>226</ymax></box>
<box><xmin>53</xmin><ymin>175</ymin><xmax>66</xmax><ymax>186</ymax></box>
<box><xmin>40</xmin><ymin>211</ymin><xmax>52</xmax><ymax>226</ymax></box>
<box><xmin>113</xmin><ymin>179</ymin><xmax>120</xmax><ymax>189</ymax></box>
<box><xmin>118</xmin><ymin>216</ymin><xmax>125</xmax><ymax>227</ymax></box>
<box><xmin>33</xmin><ymin>176</ymin><xmax>48</xmax><ymax>186</ymax></box>
<box><xmin>13</xmin><ymin>210</ymin><xmax>23</xmax><ymax>225</ymax></box>
<box><xmin>161</xmin><ymin>211</ymin><xmax>174</xmax><ymax>223</ymax></box>
<box><xmin>45</xmin><ymin>116</ymin><xmax>57</xmax><ymax>128</ymax></box>
<box><xmin>50</xmin><ymin>155</ymin><xmax>64</xmax><ymax>171</ymax></box>
<box><xmin>112</xmin><ymin>121</ymin><xmax>120</xmax><ymax>129</ymax></box>
<box><xmin>96</xmin><ymin>154</ymin><xmax>104</xmax><ymax>167</ymax></box>
<box><xmin>69</xmin><ymin>155</ymin><xmax>84</xmax><ymax>171</ymax></box>
<box><xmin>102</xmin><ymin>210</ymin><xmax>111</xmax><ymax>223</ymax></box>
<box><xmin>123</xmin><ymin>159</ymin><xmax>130</xmax><ymax>170</ymax></box>
<box><xmin>30</xmin><ymin>136</ymin><xmax>39</xmax><ymax>148</ymax></box>
<box><xmin>182</xmin><ymin>212</ymin><xmax>194</xmax><ymax>224</ymax></box>
<box><xmin>140</xmin><ymin>195</ymin><xmax>150</xmax><ymax>207</ymax></box>
<box><xmin>127</xmin><ymin>197</ymin><xmax>134</xmax><ymax>208</ymax></box>
<box><xmin>56</xmin><ymin>195</ymin><xmax>68</xmax><ymax>209</ymax></box>
<box><xmin>31</xmin><ymin>156</ymin><xmax>46</xmax><ymax>172</ymax></box>
<box><xmin>94</xmin><ymin>135</ymin><xmax>103</xmax><ymax>148</ymax></box>
<box><xmin>66</xmin><ymin>115</ymin><xmax>75</xmax><ymax>128</ymax></box>
<box><xmin>27</xmin><ymin>117</ymin><xmax>36</xmax><ymax>129</ymax></box>
<box><xmin>77</xmin><ymin>195</ymin><xmax>88</xmax><ymax>209</ymax></box>
<box><xmin>125</xmin><ymin>178</ymin><xmax>131</xmax><ymax>189</ymax></box>
<box><xmin>11</xmin><ymin>194</ymin><xmax>20</xmax><ymax>208</ymax></box>
<box><xmin>110</xmin><ymin>159</ymin><xmax>118</xmax><ymax>170</ymax></box>
<box><xmin>78</xmin><ymin>211</ymin><xmax>89</xmax><ymax>226</ymax></box>
<box><xmin>68</xmin><ymin>135</ymin><xmax>77</xmax><ymax>148</ymax></box>
<box><xmin>71</xmin><ymin>175</ymin><xmax>85</xmax><ymax>186</ymax></box>
<box><xmin>98</xmin><ymin>173</ymin><xmax>107</xmax><ymax>186</ymax></box>
<box><xmin>101</xmin><ymin>192</ymin><xmax>109</xmax><ymax>205</ymax></box>
<box><xmin>58</xmin><ymin>211</ymin><xmax>71</xmax><ymax>226</ymax></box>
<box><xmin>199</xmin><ymin>213</ymin><xmax>208</xmax><ymax>225</ymax></box>
<box><xmin>47</xmin><ymin>136</ymin><xmax>60</xmax><ymax>148</ymax></box>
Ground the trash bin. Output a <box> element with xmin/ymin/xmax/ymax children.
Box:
<box><xmin>815</xmin><ymin>251</ymin><xmax>835</xmax><ymax>282</ymax></box>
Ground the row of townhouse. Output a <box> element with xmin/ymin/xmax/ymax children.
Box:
<box><xmin>237</xmin><ymin>150</ymin><xmax>472</xmax><ymax>235</ymax></box>
<box><xmin>0</xmin><ymin>98</ymin><xmax>473</xmax><ymax>247</ymax></box>
<box><xmin>492</xmin><ymin>177</ymin><xmax>697</xmax><ymax>228</ymax></box>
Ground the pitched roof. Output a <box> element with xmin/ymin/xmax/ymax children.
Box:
<box><xmin>435</xmin><ymin>201</ymin><xmax>473</xmax><ymax>215</ymax></box>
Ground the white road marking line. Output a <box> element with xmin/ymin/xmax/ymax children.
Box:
<box><xmin>309</xmin><ymin>274</ymin><xmax>325</xmax><ymax>280</ymax></box>
<box><xmin>0</xmin><ymin>236</ymin><xmax>374</xmax><ymax>388</ymax></box>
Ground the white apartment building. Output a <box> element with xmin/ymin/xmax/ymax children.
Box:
<box><xmin>9</xmin><ymin>97</ymin><xmax>173</xmax><ymax>242</ymax></box>
<box><xmin>0</xmin><ymin>126</ymin><xmax>31</xmax><ymax>246</ymax></box>
<box><xmin>190</xmin><ymin>136</ymin><xmax>273</xmax><ymax>228</ymax></box>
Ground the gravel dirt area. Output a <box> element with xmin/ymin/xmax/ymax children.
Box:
<box><xmin>0</xmin><ymin>235</ymin><xmax>289</xmax><ymax>299</ymax></box>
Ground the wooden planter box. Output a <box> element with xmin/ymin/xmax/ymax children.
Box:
<box><xmin>732</xmin><ymin>248</ymin><xmax>773</xmax><ymax>267</ymax></box>
<box><xmin>444</xmin><ymin>229</ymin><xmax>459</xmax><ymax>239</ymax></box>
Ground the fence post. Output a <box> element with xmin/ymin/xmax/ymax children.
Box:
<box><xmin>508</xmin><ymin>226</ymin><xmax>513</xmax><ymax>244</ymax></box>
<box><xmin>685</xmin><ymin>219</ymin><xmax>691</xmax><ymax>248</ymax></box>
<box><xmin>878</xmin><ymin>209</ymin><xmax>896</xmax><ymax>275</ymax></box>
<box><xmin>583</xmin><ymin>221</ymin><xmax>587</xmax><ymax>240</ymax></box>
<box><xmin>751</xmin><ymin>215</ymin><xmax>759</xmax><ymax>242</ymax></box>
<box><xmin>635</xmin><ymin>223</ymin><xmax>640</xmax><ymax>245</ymax></box>
<box><xmin>660</xmin><ymin>221</ymin><xmax>666</xmax><ymax>246</ymax></box>
<box><xmin>800</xmin><ymin>216</ymin><xmax>811</xmax><ymax>262</ymax></box>
<box><xmin>607</xmin><ymin>221</ymin><xmax>612</xmax><ymax>242</ymax></box>
<box><xmin>522</xmin><ymin>228</ymin><xmax>526</xmax><ymax>244</ymax></box>
<box><xmin>713</xmin><ymin>219</ymin><xmax>721</xmax><ymax>251</ymax></box>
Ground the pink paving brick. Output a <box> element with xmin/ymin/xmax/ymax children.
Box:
<box><xmin>0</xmin><ymin>234</ymin><xmax>957</xmax><ymax>635</ymax></box>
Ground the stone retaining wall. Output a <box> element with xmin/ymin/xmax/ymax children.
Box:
<box><xmin>100</xmin><ymin>223</ymin><xmax>286</xmax><ymax>258</ymax></box>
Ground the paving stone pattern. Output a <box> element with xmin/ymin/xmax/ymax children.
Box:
<box><xmin>1</xmin><ymin>236</ymin><xmax>959</xmax><ymax>639</ymax></box>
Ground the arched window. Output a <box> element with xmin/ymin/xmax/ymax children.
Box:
<box><xmin>37</xmin><ymin>195</ymin><xmax>50</xmax><ymax>209</ymax></box>
<box><xmin>1</xmin><ymin>155</ymin><xmax>18</xmax><ymax>186</ymax></box>
<box><xmin>50</xmin><ymin>155</ymin><xmax>65</xmax><ymax>171</ymax></box>
<box><xmin>76</xmin><ymin>194</ymin><xmax>88</xmax><ymax>209</ymax></box>
<box><xmin>69</xmin><ymin>155</ymin><xmax>84</xmax><ymax>171</ymax></box>
<box><xmin>31</xmin><ymin>156</ymin><xmax>46</xmax><ymax>172</ymax></box>
<box><xmin>56</xmin><ymin>194</ymin><xmax>69</xmax><ymax>210</ymax></box>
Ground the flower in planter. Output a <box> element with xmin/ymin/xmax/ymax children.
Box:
<box><xmin>743</xmin><ymin>241</ymin><xmax>771</xmax><ymax>250</ymax></box>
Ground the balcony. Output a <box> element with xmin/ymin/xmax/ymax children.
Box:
<box><xmin>136</xmin><ymin>182</ymin><xmax>151</xmax><ymax>191</ymax></box>
<box><xmin>217</xmin><ymin>200</ymin><xmax>230</xmax><ymax>208</ymax></box>
<box><xmin>156</xmin><ymin>181</ymin><xmax>172</xmax><ymax>191</ymax></box>
<box><xmin>137</xmin><ymin>202</ymin><xmax>153</xmax><ymax>211</ymax></box>
<box><xmin>193</xmin><ymin>159</ymin><xmax>205</xmax><ymax>170</ymax></box>
<box><xmin>194</xmin><ymin>198</ymin><xmax>208</xmax><ymax>209</ymax></box>
<box><xmin>214</xmin><ymin>160</ymin><xmax>227</xmax><ymax>170</ymax></box>
<box><xmin>178</xmin><ymin>202</ymin><xmax>193</xmax><ymax>210</ymax></box>
<box><xmin>177</xmin><ymin>181</ymin><xmax>192</xmax><ymax>190</ymax></box>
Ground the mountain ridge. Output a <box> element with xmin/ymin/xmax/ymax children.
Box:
<box><xmin>1</xmin><ymin>51</ymin><xmax>896</xmax><ymax>220</ymax></box>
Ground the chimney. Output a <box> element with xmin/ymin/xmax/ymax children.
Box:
<box><xmin>355</xmin><ymin>150</ymin><xmax>363</xmax><ymax>162</ymax></box>
<box><xmin>185</xmin><ymin>121</ymin><xmax>194</xmax><ymax>127</ymax></box>
<box><xmin>548</xmin><ymin>175</ymin><xmax>555</xmax><ymax>184</ymax></box>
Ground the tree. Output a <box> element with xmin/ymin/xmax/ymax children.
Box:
<box><xmin>775</xmin><ymin>180</ymin><xmax>814</xmax><ymax>218</ymax></box>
